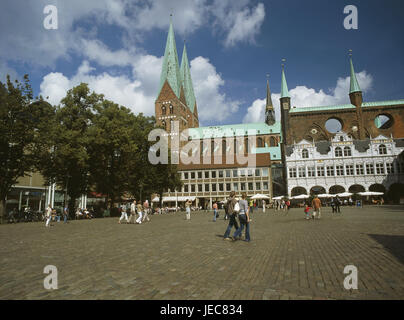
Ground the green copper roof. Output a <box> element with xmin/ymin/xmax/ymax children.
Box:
<box><xmin>180</xmin><ymin>44</ymin><xmax>196</xmax><ymax>112</ymax></box>
<box><xmin>362</xmin><ymin>99</ymin><xmax>404</xmax><ymax>107</ymax></box>
<box><xmin>281</xmin><ymin>66</ymin><xmax>290</xmax><ymax>98</ymax></box>
<box><xmin>187</xmin><ymin>122</ymin><xmax>282</xmax><ymax>139</ymax></box>
<box><xmin>289</xmin><ymin>104</ymin><xmax>356</xmax><ymax>113</ymax></box>
<box><xmin>349</xmin><ymin>57</ymin><xmax>361</xmax><ymax>94</ymax></box>
<box><xmin>158</xmin><ymin>21</ymin><xmax>182</xmax><ymax>98</ymax></box>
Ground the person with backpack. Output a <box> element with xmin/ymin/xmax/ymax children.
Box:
<box><xmin>232</xmin><ymin>192</ymin><xmax>251</xmax><ymax>242</ymax></box>
<box><xmin>223</xmin><ymin>191</ymin><xmax>240</xmax><ymax>240</ymax></box>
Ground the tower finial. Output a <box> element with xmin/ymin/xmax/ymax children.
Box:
<box><xmin>282</xmin><ymin>58</ymin><xmax>286</xmax><ymax>68</ymax></box>
<box><xmin>348</xmin><ymin>49</ymin><xmax>352</xmax><ymax>57</ymax></box>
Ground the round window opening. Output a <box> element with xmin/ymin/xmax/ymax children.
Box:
<box><xmin>375</xmin><ymin>114</ymin><xmax>393</xmax><ymax>129</ymax></box>
<box><xmin>325</xmin><ymin>118</ymin><xmax>343</xmax><ymax>133</ymax></box>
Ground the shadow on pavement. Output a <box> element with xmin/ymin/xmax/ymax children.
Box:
<box><xmin>368</xmin><ymin>234</ymin><xmax>404</xmax><ymax>265</ymax></box>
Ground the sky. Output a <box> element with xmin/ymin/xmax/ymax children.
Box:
<box><xmin>1</xmin><ymin>0</ymin><xmax>403</xmax><ymax>127</ymax></box>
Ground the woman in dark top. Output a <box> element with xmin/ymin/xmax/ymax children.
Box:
<box><xmin>233</xmin><ymin>192</ymin><xmax>250</xmax><ymax>242</ymax></box>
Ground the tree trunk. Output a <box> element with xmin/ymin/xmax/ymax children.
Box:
<box><xmin>68</xmin><ymin>197</ymin><xmax>76</xmax><ymax>220</ymax></box>
<box><xmin>0</xmin><ymin>198</ymin><xmax>6</xmax><ymax>224</ymax></box>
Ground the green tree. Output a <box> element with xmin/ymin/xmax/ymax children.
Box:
<box><xmin>0</xmin><ymin>75</ymin><xmax>48</xmax><ymax>223</ymax></box>
<box><xmin>87</xmin><ymin>100</ymin><xmax>139</xmax><ymax>209</ymax></box>
<box><xmin>38</xmin><ymin>83</ymin><xmax>103</xmax><ymax>216</ymax></box>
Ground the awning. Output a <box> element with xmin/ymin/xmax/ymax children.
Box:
<box><xmin>152</xmin><ymin>196</ymin><xmax>196</xmax><ymax>203</ymax></box>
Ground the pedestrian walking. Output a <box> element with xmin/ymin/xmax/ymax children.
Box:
<box><xmin>45</xmin><ymin>204</ymin><xmax>52</xmax><ymax>227</ymax></box>
<box><xmin>232</xmin><ymin>192</ymin><xmax>251</xmax><ymax>242</ymax></box>
<box><xmin>262</xmin><ymin>200</ymin><xmax>266</xmax><ymax>213</ymax></box>
<box><xmin>224</xmin><ymin>200</ymin><xmax>229</xmax><ymax>220</ymax></box>
<box><xmin>285</xmin><ymin>199</ymin><xmax>291</xmax><ymax>213</ymax></box>
<box><xmin>128</xmin><ymin>200</ymin><xmax>137</xmax><ymax>224</ymax></box>
<box><xmin>213</xmin><ymin>202</ymin><xmax>218</xmax><ymax>222</ymax></box>
<box><xmin>63</xmin><ymin>205</ymin><xmax>69</xmax><ymax>224</ymax></box>
<box><xmin>304</xmin><ymin>204</ymin><xmax>311</xmax><ymax>220</ymax></box>
<box><xmin>223</xmin><ymin>191</ymin><xmax>240</xmax><ymax>240</ymax></box>
<box><xmin>185</xmin><ymin>199</ymin><xmax>191</xmax><ymax>220</ymax></box>
<box><xmin>142</xmin><ymin>200</ymin><xmax>150</xmax><ymax>222</ymax></box>
<box><xmin>136</xmin><ymin>202</ymin><xmax>143</xmax><ymax>224</ymax></box>
<box><xmin>118</xmin><ymin>203</ymin><xmax>129</xmax><ymax>224</ymax></box>
<box><xmin>332</xmin><ymin>196</ymin><xmax>341</xmax><ymax>213</ymax></box>
<box><xmin>311</xmin><ymin>195</ymin><xmax>322</xmax><ymax>219</ymax></box>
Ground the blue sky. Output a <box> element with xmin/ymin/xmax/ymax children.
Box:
<box><xmin>1</xmin><ymin>0</ymin><xmax>403</xmax><ymax>127</ymax></box>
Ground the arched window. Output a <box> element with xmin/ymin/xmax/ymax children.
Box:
<box><xmin>161</xmin><ymin>120</ymin><xmax>166</xmax><ymax>130</ymax></box>
<box><xmin>335</xmin><ymin>147</ymin><xmax>343</xmax><ymax>157</ymax></box>
<box><xmin>379</xmin><ymin>144</ymin><xmax>387</xmax><ymax>155</ymax></box>
<box><xmin>245</xmin><ymin>138</ymin><xmax>249</xmax><ymax>153</ymax></box>
<box><xmin>169</xmin><ymin>105</ymin><xmax>174</xmax><ymax>114</ymax></box>
<box><xmin>270</xmin><ymin>137</ymin><xmax>277</xmax><ymax>147</ymax></box>
<box><xmin>257</xmin><ymin>137</ymin><xmax>263</xmax><ymax>147</ymax></box>
<box><xmin>302</xmin><ymin>149</ymin><xmax>309</xmax><ymax>159</ymax></box>
<box><xmin>344</xmin><ymin>147</ymin><xmax>352</xmax><ymax>157</ymax></box>
<box><xmin>161</xmin><ymin>106</ymin><xmax>166</xmax><ymax>115</ymax></box>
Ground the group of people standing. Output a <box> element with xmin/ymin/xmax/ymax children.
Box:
<box><xmin>118</xmin><ymin>199</ymin><xmax>150</xmax><ymax>224</ymax></box>
<box><xmin>223</xmin><ymin>191</ymin><xmax>251</xmax><ymax>242</ymax></box>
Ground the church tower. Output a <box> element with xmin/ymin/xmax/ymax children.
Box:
<box><xmin>264</xmin><ymin>75</ymin><xmax>276</xmax><ymax>126</ymax></box>
<box><xmin>348</xmin><ymin>51</ymin><xmax>365</xmax><ymax>139</ymax></box>
<box><xmin>155</xmin><ymin>19</ymin><xmax>199</xmax><ymax>135</ymax></box>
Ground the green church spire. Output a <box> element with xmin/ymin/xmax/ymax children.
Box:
<box><xmin>158</xmin><ymin>20</ymin><xmax>182</xmax><ymax>98</ymax></box>
<box><xmin>349</xmin><ymin>53</ymin><xmax>361</xmax><ymax>94</ymax></box>
<box><xmin>180</xmin><ymin>43</ymin><xmax>196</xmax><ymax>112</ymax></box>
<box><xmin>281</xmin><ymin>62</ymin><xmax>290</xmax><ymax>98</ymax></box>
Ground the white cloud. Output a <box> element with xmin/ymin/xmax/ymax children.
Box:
<box><xmin>243</xmin><ymin>71</ymin><xmax>373</xmax><ymax>123</ymax></box>
<box><xmin>224</xmin><ymin>3</ymin><xmax>265</xmax><ymax>47</ymax></box>
<box><xmin>40</xmin><ymin>60</ymin><xmax>156</xmax><ymax>115</ymax></box>
<box><xmin>190</xmin><ymin>56</ymin><xmax>241</xmax><ymax>123</ymax></box>
<box><xmin>209</xmin><ymin>0</ymin><xmax>265</xmax><ymax>47</ymax></box>
<box><xmin>40</xmin><ymin>55</ymin><xmax>238</xmax><ymax>123</ymax></box>
<box><xmin>81</xmin><ymin>39</ymin><xmax>134</xmax><ymax>67</ymax></box>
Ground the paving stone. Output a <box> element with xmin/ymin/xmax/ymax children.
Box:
<box><xmin>0</xmin><ymin>206</ymin><xmax>403</xmax><ymax>299</ymax></box>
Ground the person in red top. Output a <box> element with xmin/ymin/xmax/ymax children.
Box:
<box><xmin>213</xmin><ymin>202</ymin><xmax>218</xmax><ymax>222</ymax></box>
<box><xmin>311</xmin><ymin>195</ymin><xmax>322</xmax><ymax>220</ymax></box>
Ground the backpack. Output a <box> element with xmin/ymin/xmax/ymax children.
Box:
<box><xmin>233</xmin><ymin>202</ymin><xmax>240</xmax><ymax>213</ymax></box>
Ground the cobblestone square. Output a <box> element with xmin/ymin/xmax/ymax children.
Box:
<box><xmin>1</xmin><ymin>205</ymin><xmax>404</xmax><ymax>300</ymax></box>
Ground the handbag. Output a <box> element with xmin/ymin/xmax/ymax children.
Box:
<box><xmin>234</xmin><ymin>202</ymin><xmax>240</xmax><ymax>213</ymax></box>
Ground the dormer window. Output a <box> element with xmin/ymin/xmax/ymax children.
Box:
<box><xmin>302</xmin><ymin>149</ymin><xmax>309</xmax><ymax>159</ymax></box>
<box><xmin>379</xmin><ymin>144</ymin><xmax>387</xmax><ymax>155</ymax></box>
<box><xmin>335</xmin><ymin>147</ymin><xmax>343</xmax><ymax>157</ymax></box>
<box><xmin>343</xmin><ymin>147</ymin><xmax>352</xmax><ymax>157</ymax></box>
